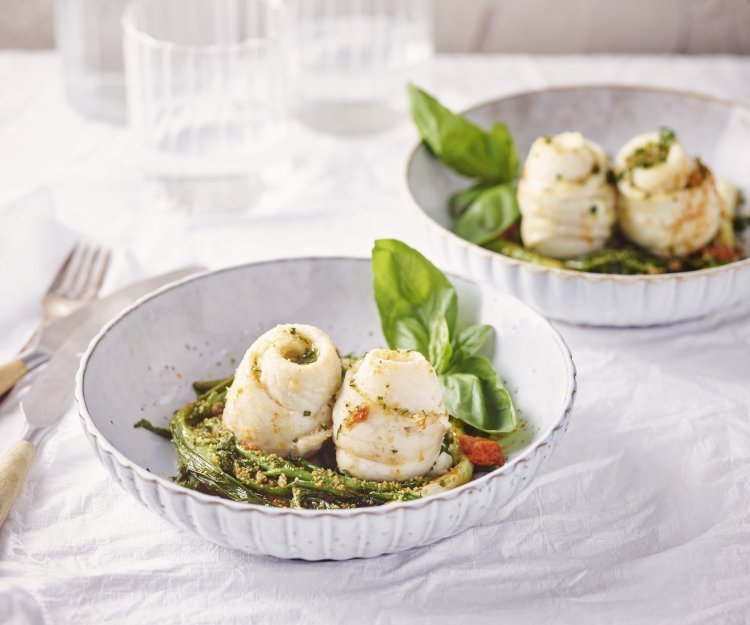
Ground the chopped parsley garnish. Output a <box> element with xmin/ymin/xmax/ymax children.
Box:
<box><xmin>625</xmin><ymin>126</ymin><xmax>677</xmax><ymax>170</ymax></box>
<box><xmin>292</xmin><ymin>347</ymin><xmax>318</xmax><ymax>365</ymax></box>
<box><xmin>659</xmin><ymin>126</ymin><xmax>676</xmax><ymax>147</ymax></box>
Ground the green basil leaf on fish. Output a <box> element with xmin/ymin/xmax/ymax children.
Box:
<box><xmin>372</xmin><ymin>239</ymin><xmax>516</xmax><ymax>433</ymax></box>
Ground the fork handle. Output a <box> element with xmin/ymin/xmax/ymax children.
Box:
<box><xmin>0</xmin><ymin>359</ymin><xmax>28</xmax><ymax>396</ymax></box>
<box><xmin>0</xmin><ymin>440</ymin><xmax>35</xmax><ymax>527</ymax></box>
<box><xmin>0</xmin><ymin>352</ymin><xmax>48</xmax><ymax>397</ymax></box>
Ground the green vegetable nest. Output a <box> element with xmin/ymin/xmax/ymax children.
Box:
<box><xmin>408</xmin><ymin>85</ymin><xmax>748</xmax><ymax>275</ymax></box>
<box><xmin>138</xmin><ymin>377</ymin><xmax>473</xmax><ymax>510</ymax></box>
<box><xmin>135</xmin><ymin>240</ymin><xmax>515</xmax><ymax>510</ymax></box>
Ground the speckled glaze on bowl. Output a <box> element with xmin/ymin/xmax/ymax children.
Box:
<box><xmin>406</xmin><ymin>85</ymin><xmax>750</xmax><ymax>327</ymax></box>
<box><xmin>75</xmin><ymin>258</ymin><xmax>576</xmax><ymax>560</ymax></box>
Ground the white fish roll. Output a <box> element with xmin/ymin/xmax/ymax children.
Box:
<box><xmin>616</xmin><ymin>131</ymin><xmax>721</xmax><ymax>257</ymax></box>
<box><xmin>332</xmin><ymin>349</ymin><xmax>451</xmax><ymax>482</ymax></box>
<box><xmin>518</xmin><ymin>132</ymin><xmax>617</xmax><ymax>259</ymax></box>
<box><xmin>716</xmin><ymin>178</ymin><xmax>740</xmax><ymax>220</ymax></box>
<box><xmin>715</xmin><ymin>177</ymin><xmax>741</xmax><ymax>248</ymax></box>
<box><xmin>222</xmin><ymin>324</ymin><xmax>342</xmax><ymax>457</ymax></box>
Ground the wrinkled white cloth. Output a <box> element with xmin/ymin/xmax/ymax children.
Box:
<box><xmin>1</xmin><ymin>53</ymin><xmax>750</xmax><ymax>625</ymax></box>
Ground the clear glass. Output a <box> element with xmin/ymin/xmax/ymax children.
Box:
<box><xmin>54</xmin><ymin>0</ymin><xmax>131</xmax><ymax>123</ymax></box>
<box><xmin>288</xmin><ymin>0</ymin><xmax>434</xmax><ymax>135</ymax></box>
<box><xmin>123</xmin><ymin>0</ymin><xmax>288</xmax><ymax>200</ymax></box>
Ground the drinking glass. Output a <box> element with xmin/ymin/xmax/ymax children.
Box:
<box><xmin>287</xmin><ymin>0</ymin><xmax>434</xmax><ymax>134</ymax></box>
<box><xmin>54</xmin><ymin>0</ymin><xmax>132</xmax><ymax>122</ymax></box>
<box><xmin>123</xmin><ymin>0</ymin><xmax>288</xmax><ymax>209</ymax></box>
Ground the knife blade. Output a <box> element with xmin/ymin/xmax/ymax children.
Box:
<box><xmin>21</xmin><ymin>266</ymin><xmax>204</xmax><ymax>427</ymax></box>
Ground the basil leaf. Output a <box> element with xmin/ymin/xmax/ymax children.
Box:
<box><xmin>419</xmin><ymin>288</ymin><xmax>457</xmax><ymax>335</ymax></box>
<box><xmin>373</xmin><ymin>239</ymin><xmax>457</xmax><ymax>349</ymax></box>
<box><xmin>453</xmin><ymin>324</ymin><xmax>493</xmax><ymax>362</ymax></box>
<box><xmin>445</xmin><ymin>356</ymin><xmax>517</xmax><ymax>433</ymax></box>
<box><xmin>487</xmin><ymin>123</ymin><xmax>519</xmax><ymax>186</ymax></box>
<box><xmin>439</xmin><ymin>373</ymin><xmax>488</xmax><ymax>427</ymax></box>
<box><xmin>428</xmin><ymin>315</ymin><xmax>453</xmax><ymax>374</ymax></box>
<box><xmin>391</xmin><ymin>316</ymin><xmax>429</xmax><ymax>354</ymax></box>
<box><xmin>448</xmin><ymin>182</ymin><xmax>494</xmax><ymax>217</ymax></box>
<box><xmin>408</xmin><ymin>84</ymin><xmax>518</xmax><ymax>183</ymax></box>
<box><xmin>455</xmin><ymin>184</ymin><xmax>520</xmax><ymax>245</ymax></box>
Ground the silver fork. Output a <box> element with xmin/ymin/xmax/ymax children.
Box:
<box><xmin>38</xmin><ymin>245</ymin><xmax>111</xmax><ymax>323</ymax></box>
<box><xmin>0</xmin><ymin>245</ymin><xmax>111</xmax><ymax>396</ymax></box>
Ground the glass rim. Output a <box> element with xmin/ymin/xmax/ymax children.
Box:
<box><xmin>122</xmin><ymin>0</ymin><xmax>288</xmax><ymax>53</ymax></box>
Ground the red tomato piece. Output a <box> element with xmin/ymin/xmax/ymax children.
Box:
<box><xmin>459</xmin><ymin>434</ymin><xmax>505</xmax><ymax>467</ymax></box>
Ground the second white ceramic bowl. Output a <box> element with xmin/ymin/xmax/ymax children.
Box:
<box><xmin>76</xmin><ymin>258</ymin><xmax>576</xmax><ymax>560</ymax></box>
<box><xmin>406</xmin><ymin>86</ymin><xmax>750</xmax><ymax>327</ymax></box>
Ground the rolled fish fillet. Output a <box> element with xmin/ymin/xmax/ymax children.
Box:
<box><xmin>615</xmin><ymin>131</ymin><xmax>721</xmax><ymax>257</ymax></box>
<box><xmin>222</xmin><ymin>324</ymin><xmax>342</xmax><ymax>457</ymax></box>
<box><xmin>715</xmin><ymin>177</ymin><xmax>741</xmax><ymax>248</ymax></box>
<box><xmin>716</xmin><ymin>178</ymin><xmax>740</xmax><ymax>220</ymax></box>
<box><xmin>332</xmin><ymin>349</ymin><xmax>451</xmax><ymax>482</ymax></box>
<box><xmin>518</xmin><ymin>132</ymin><xmax>617</xmax><ymax>259</ymax></box>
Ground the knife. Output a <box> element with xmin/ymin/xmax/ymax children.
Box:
<box><xmin>0</xmin><ymin>266</ymin><xmax>205</xmax><ymax>527</ymax></box>
<box><xmin>0</xmin><ymin>267</ymin><xmax>201</xmax><ymax>397</ymax></box>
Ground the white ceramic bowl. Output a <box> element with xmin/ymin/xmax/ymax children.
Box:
<box><xmin>76</xmin><ymin>258</ymin><xmax>576</xmax><ymax>560</ymax></box>
<box><xmin>406</xmin><ymin>85</ymin><xmax>750</xmax><ymax>327</ymax></box>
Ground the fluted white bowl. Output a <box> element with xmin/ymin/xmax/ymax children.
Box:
<box><xmin>76</xmin><ymin>258</ymin><xmax>576</xmax><ymax>560</ymax></box>
<box><xmin>406</xmin><ymin>85</ymin><xmax>750</xmax><ymax>327</ymax></box>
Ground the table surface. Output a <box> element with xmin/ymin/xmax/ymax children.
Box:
<box><xmin>1</xmin><ymin>52</ymin><xmax>750</xmax><ymax>625</ymax></box>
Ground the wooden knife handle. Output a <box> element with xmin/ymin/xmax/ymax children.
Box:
<box><xmin>0</xmin><ymin>440</ymin><xmax>35</xmax><ymax>527</ymax></box>
<box><xmin>0</xmin><ymin>359</ymin><xmax>28</xmax><ymax>396</ymax></box>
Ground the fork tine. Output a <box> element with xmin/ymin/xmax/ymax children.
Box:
<box><xmin>46</xmin><ymin>245</ymin><xmax>78</xmax><ymax>295</ymax></box>
<box><xmin>71</xmin><ymin>246</ymin><xmax>99</xmax><ymax>299</ymax></box>
<box><xmin>64</xmin><ymin>245</ymin><xmax>94</xmax><ymax>299</ymax></box>
<box><xmin>80</xmin><ymin>248</ymin><xmax>111</xmax><ymax>300</ymax></box>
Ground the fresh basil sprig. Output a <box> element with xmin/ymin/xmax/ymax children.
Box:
<box><xmin>408</xmin><ymin>84</ymin><xmax>522</xmax><ymax>246</ymax></box>
<box><xmin>408</xmin><ymin>84</ymin><xmax>518</xmax><ymax>183</ymax></box>
<box><xmin>372</xmin><ymin>239</ymin><xmax>517</xmax><ymax>433</ymax></box>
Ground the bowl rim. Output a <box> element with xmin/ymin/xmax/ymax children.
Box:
<box><xmin>75</xmin><ymin>256</ymin><xmax>577</xmax><ymax>518</ymax></box>
<box><xmin>404</xmin><ymin>83</ymin><xmax>750</xmax><ymax>284</ymax></box>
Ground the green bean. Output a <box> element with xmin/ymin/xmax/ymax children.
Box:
<box><xmin>483</xmin><ymin>239</ymin><xmax>565</xmax><ymax>268</ymax></box>
<box><xmin>564</xmin><ymin>247</ymin><xmax>668</xmax><ymax>274</ymax></box>
<box><xmin>133</xmin><ymin>419</ymin><xmax>172</xmax><ymax>439</ymax></box>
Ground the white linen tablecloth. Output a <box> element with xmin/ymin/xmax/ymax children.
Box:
<box><xmin>1</xmin><ymin>53</ymin><xmax>750</xmax><ymax>625</ymax></box>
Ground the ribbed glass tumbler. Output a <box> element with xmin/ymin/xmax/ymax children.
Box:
<box><xmin>287</xmin><ymin>0</ymin><xmax>434</xmax><ymax>134</ymax></box>
<box><xmin>123</xmin><ymin>0</ymin><xmax>288</xmax><ymax>210</ymax></box>
<box><xmin>54</xmin><ymin>0</ymin><xmax>132</xmax><ymax>122</ymax></box>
